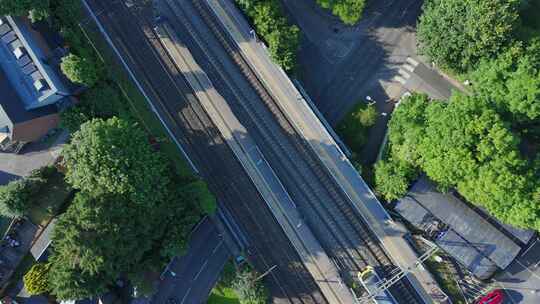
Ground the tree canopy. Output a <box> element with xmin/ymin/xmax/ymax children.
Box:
<box><xmin>376</xmin><ymin>93</ymin><xmax>540</xmax><ymax>230</ymax></box>
<box><xmin>470</xmin><ymin>39</ymin><xmax>540</xmax><ymax>121</ymax></box>
<box><xmin>0</xmin><ymin>177</ymin><xmax>44</xmax><ymax>217</ymax></box>
<box><xmin>0</xmin><ymin>0</ymin><xmax>49</xmax><ymax>18</ymax></box>
<box><xmin>62</xmin><ymin>117</ymin><xmax>169</xmax><ymax>205</ymax></box>
<box><xmin>51</xmin><ymin>117</ymin><xmax>211</xmax><ymax>299</ymax></box>
<box><xmin>236</xmin><ymin>0</ymin><xmax>300</xmax><ymax>71</ymax></box>
<box><xmin>60</xmin><ymin>53</ymin><xmax>100</xmax><ymax>87</ymax></box>
<box><xmin>417</xmin><ymin>0</ymin><xmax>520</xmax><ymax>72</ymax></box>
<box><xmin>316</xmin><ymin>0</ymin><xmax>366</xmax><ymax>25</ymax></box>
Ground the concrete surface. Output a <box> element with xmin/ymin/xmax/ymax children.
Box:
<box><xmin>0</xmin><ymin>130</ymin><xmax>68</xmax><ymax>185</ymax></box>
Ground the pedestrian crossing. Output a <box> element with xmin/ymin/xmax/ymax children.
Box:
<box><xmin>393</xmin><ymin>57</ymin><xmax>419</xmax><ymax>85</ymax></box>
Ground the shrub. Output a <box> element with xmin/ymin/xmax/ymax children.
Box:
<box><xmin>60</xmin><ymin>53</ymin><xmax>100</xmax><ymax>87</ymax></box>
<box><xmin>316</xmin><ymin>0</ymin><xmax>366</xmax><ymax>25</ymax></box>
<box><xmin>24</xmin><ymin>263</ymin><xmax>51</xmax><ymax>295</ymax></box>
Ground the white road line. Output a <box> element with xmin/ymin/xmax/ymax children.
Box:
<box><xmin>397</xmin><ymin>69</ymin><xmax>410</xmax><ymax>78</ymax></box>
<box><xmin>180</xmin><ymin>286</ymin><xmax>192</xmax><ymax>304</ymax></box>
<box><xmin>393</xmin><ymin>76</ymin><xmax>407</xmax><ymax>84</ymax></box>
<box><xmin>212</xmin><ymin>240</ymin><xmax>224</xmax><ymax>254</ymax></box>
<box><xmin>193</xmin><ymin>260</ymin><xmax>209</xmax><ymax>281</ymax></box>
<box><xmin>403</xmin><ymin>63</ymin><xmax>415</xmax><ymax>72</ymax></box>
<box><xmin>406</xmin><ymin>57</ymin><xmax>419</xmax><ymax>66</ymax></box>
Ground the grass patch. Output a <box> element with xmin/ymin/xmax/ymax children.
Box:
<box><xmin>207</xmin><ymin>287</ymin><xmax>240</xmax><ymax>304</ymax></box>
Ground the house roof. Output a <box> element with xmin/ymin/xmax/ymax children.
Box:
<box><xmin>0</xmin><ymin>65</ymin><xmax>56</xmax><ymax>127</ymax></box>
<box><xmin>395</xmin><ymin>177</ymin><xmax>522</xmax><ymax>278</ymax></box>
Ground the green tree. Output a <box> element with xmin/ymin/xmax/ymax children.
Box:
<box><xmin>316</xmin><ymin>0</ymin><xmax>366</xmax><ymax>25</ymax></box>
<box><xmin>418</xmin><ymin>94</ymin><xmax>539</xmax><ymax>229</ymax></box>
<box><xmin>0</xmin><ymin>0</ymin><xmax>49</xmax><ymax>18</ymax></box>
<box><xmin>471</xmin><ymin>40</ymin><xmax>540</xmax><ymax>121</ymax></box>
<box><xmin>24</xmin><ymin>263</ymin><xmax>51</xmax><ymax>295</ymax></box>
<box><xmin>62</xmin><ymin>117</ymin><xmax>169</xmax><ymax>204</ymax></box>
<box><xmin>417</xmin><ymin>0</ymin><xmax>520</xmax><ymax>72</ymax></box>
<box><xmin>0</xmin><ymin>177</ymin><xmax>44</xmax><ymax>217</ymax></box>
<box><xmin>233</xmin><ymin>268</ymin><xmax>268</xmax><ymax>304</ymax></box>
<box><xmin>374</xmin><ymin>159</ymin><xmax>418</xmax><ymax>202</ymax></box>
<box><xmin>60</xmin><ymin>83</ymin><xmax>123</xmax><ymax>132</ymax></box>
<box><xmin>387</xmin><ymin>93</ymin><xmax>429</xmax><ymax>166</ymax></box>
<box><xmin>48</xmin><ymin>192</ymin><xmax>158</xmax><ymax>300</ymax></box>
<box><xmin>236</xmin><ymin>0</ymin><xmax>300</xmax><ymax>71</ymax></box>
<box><xmin>60</xmin><ymin>53</ymin><xmax>100</xmax><ymax>87</ymax></box>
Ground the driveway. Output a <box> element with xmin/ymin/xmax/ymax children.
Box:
<box><xmin>0</xmin><ymin>130</ymin><xmax>68</xmax><ymax>185</ymax></box>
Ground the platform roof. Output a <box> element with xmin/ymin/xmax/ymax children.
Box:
<box><xmin>396</xmin><ymin>177</ymin><xmax>522</xmax><ymax>277</ymax></box>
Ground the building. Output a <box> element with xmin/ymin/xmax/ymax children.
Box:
<box><xmin>395</xmin><ymin>177</ymin><xmax>533</xmax><ymax>280</ymax></box>
<box><xmin>0</xmin><ymin>16</ymin><xmax>70</xmax><ymax>152</ymax></box>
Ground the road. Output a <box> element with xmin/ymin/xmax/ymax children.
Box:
<box><xmin>152</xmin><ymin>217</ymin><xmax>231</xmax><ymax>304</ymax></box>
<box><xmin>281</xmin><ymin>0</ymin><xmax>461</xmax><ymax>165</ymax></box>
<box><xmin>81</xmin><ymin>0</ymin><xmax>326</xmax><ymax>303</ymax></box>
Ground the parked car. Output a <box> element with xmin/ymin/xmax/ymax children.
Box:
<box><xmin>477</xmin><ymin>289</ymin><xmax>504</xmax><ymax>304</ymax></box>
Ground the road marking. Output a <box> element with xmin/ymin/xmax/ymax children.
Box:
<box><xmin>406</xmin><ymin>57</ymin><xmax>419</xmax><ymax>66</ymax></box>
<box><xmin>180</xmin><ymin>286</ymin><xmax>192</xmax><ymax>304</ymax></box>
<box><xmin>194</xmin><ymin>260</ymin><xmax>209</xmax><ymax>281</ymax></box>
<box><xmin>212</xmin><ymin>240</ymin><xmax>224</xmax><ymax>254</ymax></box>
<box><xmin>397</xmin><ymin>69</ymin><xmax>410</xmax><ymax>78</ymax></box>
<box><xmin>393</xmin><ymin>76</ymin><xmax>407</xmax><ymax>84</ymax></box>
<box><xmin>403</xmin><ymin>63</ymin><xmax>415</xmax><ymax>72</ymax></box>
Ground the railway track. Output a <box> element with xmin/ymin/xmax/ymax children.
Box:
<box><xmin>159</xmin><ymin>1</ymin><xmax>422</xmax><ymax>303</ymax></box>
<box><xmin>85</xmin><ymin>1</ymin><xmax>326</xmax><ymax>303</ymax></box>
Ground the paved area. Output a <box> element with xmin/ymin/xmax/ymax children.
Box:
<box><xmin>0</xmin><ymin>130</ymin><xmax>68</xmax><ymax>185</ymax></box>
<box><xmin>495</xmin><ymin>237</ymin><xmax>540</xmax><ymax>304</ymax></box>
<box><xmin>152</xmin><ymin>217</ymin><xmax>232</xmax><ymax>304</ymax></box>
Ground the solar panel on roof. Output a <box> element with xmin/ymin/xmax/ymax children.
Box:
<box><xmin>30</xmin><ymin>70</ymin><xmax>42</xmax><ymax>81</ymax></box>
<box><xmin>0</xmin><ymin>24</ymin><xmax>10</xmax><ymax>36</ymax></box>
<box><xmin>21</xmin><ymin>63</ymin><xmax>37</xmax><ymax>75</ymax></box>
<box><xmin>17</xmin><ymin>55</ymin><xmax>31</xmax><ymax>67</ymax></box>
<box><xmin>1</xmin><ymin>31</ymin><xmax>16</xmax><ymax>43</ymax></box>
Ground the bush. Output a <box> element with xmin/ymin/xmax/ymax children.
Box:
<box><xmin>61</xmin><ymin>53</ymin><xmax>100</xmax><ymax>87</ymax></box>
<box><xmin>316</xmin><ymin>0</ymin><xmax>366</xmax><ymax>25</ymax></box>
<box><xmin>233</xmin><ymin>268</ymin><xmax>268</xmax><ymax>304</ymax></box>
<box><xmin>24</xmin><ymin>263</ymin><xmax>51</xmax><ymax>295</ymax></box>
<box><xmin>337</xmin><ymin>102</ymin><xmax>378</xmax><ymax>154</ymax></box>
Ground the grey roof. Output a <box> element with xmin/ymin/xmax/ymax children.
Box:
<box><xmin>396</xmin><ymin>177</ymin><xmax>522</xmax><ymax>277</ymax></box>
<box><xmin>437</xmin><ymin>230</ymin><xmax>497</xmax><ymax>279</ymax></box>
<box><xmin>0</xmin><ymin>65</ymin><xmax>56</xmax><ymax>128</ymax></box>
<box><xmin>30</xmin><ymin>218</ymin><xmax>57</xmax><ymax>261</ymax></box>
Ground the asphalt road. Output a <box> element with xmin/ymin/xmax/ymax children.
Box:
<box><xmin>152</xmin><ymin>217</ymin><xmax>231</xmax><ymax>304</ymax></box>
